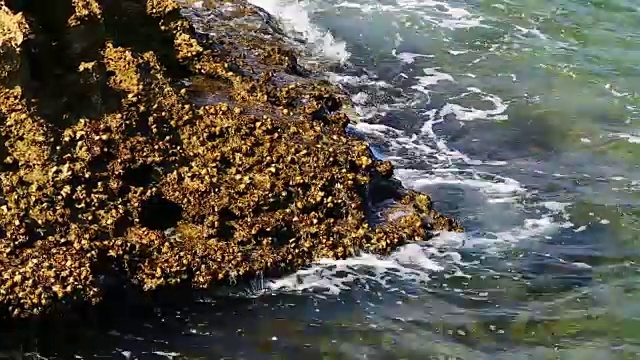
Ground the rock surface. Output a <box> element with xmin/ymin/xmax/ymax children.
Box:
<box><xmin>0</xmin><ymin>0</ymin><xmax>462</xmax><ymax>319</ymax></box>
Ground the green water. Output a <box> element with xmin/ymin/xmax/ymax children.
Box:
<box><xmin>266</xmin><ymin>0</ymin><xmax>640</xmax><ymax>357</ymax></box>
<box><xmin>7</xmin><ymin>1</ymin><xmax>640</xmax><ymax>358</ymax></box>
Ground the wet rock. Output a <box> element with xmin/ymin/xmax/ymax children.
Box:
<box><xmin>0</xmin><ymin>0</ymin><xmax>461</xmax><ymax>320</ymax></box>
<box><xmin>0</xmin><ymin>3</ymin><xmax>28</xmax><ymax>86</ymax></box>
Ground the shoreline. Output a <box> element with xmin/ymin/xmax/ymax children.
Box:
<box><xmin>0</xmin><ymin>0</ymin><xmax>461</xmax><ymax>326</ymax></box>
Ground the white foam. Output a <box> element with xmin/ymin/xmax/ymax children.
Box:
<box><xmin>328</xmin><ymin>73</ymin><xmax>392</xmax><ymax>88</ymax></box>
<box><xmin>411</xmin><ymin>68</ymin><xmax>456</xmax><ymax>100</ymax></box>
<box><xmin>351</xmin><ymin>122</ymin><xmax>402</xmax><ymax>136</ymax></box>
<box><xmin>334</xmin><ymin>0</ymin><xmax>484</xmax><ymax>30</ymax></box>
<box><xmin>461</xmin><ymin>217</ymin><xmax>563</xmax><ymax>250</ymax></box>
<box><xmin>249</xmin><ymin>0</ymin><xmax>572</xmax><ymax>299</ymax></box>
<box><xmin>248</xmin><ymin>0</ymin><xmax>350</xmax><ymax>62</ymax></box>
<box><xmin>334</xmin><ymin>1</ymin><xmax>397</xmax><ymax>14</ymax></box>
<box><xmin>513</xmin><ymin>24</ymin><xmax>548</xmax><ymax>40</ymax></box>
<box><xmin>397</xmin><ymin>168</ymin><xmax>525</xmax><ymax>200</ymax></box>
<box><xmin>392</xmin><ymin>49</ymin><xmax>434</xmax><ymax>64</ymax></box>
<box><xmin>541</xmin><ymin>201</ymin><xmax>570</xmax><ymax>213</ymax></box>
<box><xmin>265</xmin><ymin>243</ymin><xmax>459</xmax><ymax>294</ymax></box>
<box><xmin>151</xmin><ymin>351</ymin><xmax>181</xmax><ymax>359</ymax></box>
<box><xmin>609</xmin><ymin>132</ymin><xmax>640</xmax><ymax>144</ymax></box>
<box><xmin>317</xmin><ymin>71</ymin><xmax>564</xmax><ymax>297</ymax></box>
<box><xmin>448</xmin><ymin>49</ymin><xmax>469</xmax><ymax>55</ymax></box>
<box><xmin>329</xmin><ymin>73</ymin><xmax>404</xmax><ymax>122</ymax></box>
<box><xmin>351</xmin><ymin>91</ymin><xmax>369</xmax><ymax>104</ymax></box>
<box><xmin>440</xmin><ymin>88</ymin><xmax>509</xmax><ymax>121</ymax></box>
<box><xmin>399</xmin><ymin>0</ymin><xmax>484</xmax><ymax>30</ymax></box>
<box><xmin>264</xmin><ymin>202</ymin><xmax>568</xmax><ymax>294</ymax></box>
<box><xmin>605</xmin><ymin>83</ymin><xmax>630</xmax><ymax>98</ymax></box>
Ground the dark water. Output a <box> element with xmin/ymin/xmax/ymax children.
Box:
<box><xmin>7</xmin><ymin>0</ymin><xmax>640</xmax><ymax>358</ymax></box>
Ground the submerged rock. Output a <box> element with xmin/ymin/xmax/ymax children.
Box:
<box><xmin>0</xmin><ymin>0</ymin><xmax>461</xmax><ymax>319</ymax></box>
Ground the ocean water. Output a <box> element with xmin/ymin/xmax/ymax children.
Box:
<box><xmin>11</xmin><ymin>0</ymin><xmax>640</xmax><ymax>358</ymax></box>
<box><xmin>245</xmin><ymin>0</ymin><xmax>640</xmax><ymax>357</ymax></box>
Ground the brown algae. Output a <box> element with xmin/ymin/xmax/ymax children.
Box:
<box><xmin>0</xmin><ymin>0</ymin><xmax>461</xmax><ymax>319</ymax></box>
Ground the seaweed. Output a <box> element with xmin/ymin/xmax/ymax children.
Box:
<box><xmin>0</xmin><ymin>0</ymin><xmax>461</xmax><ymax>320</ymax></box>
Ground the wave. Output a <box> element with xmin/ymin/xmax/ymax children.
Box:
<box><xmin>247</xmin><ymin>0</ymin><xmax>350</xmax><ymax>62</ymax></box>
<box><xmin>244</xmin><ymin>0</ymin><xmax>581</xmax><ymax>297</ymax></box>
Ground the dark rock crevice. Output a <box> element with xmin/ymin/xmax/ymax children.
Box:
<box><xmin>0</xmin><ymin>0</ymin><xmax>462</xmax><ymax>322</ymax></box>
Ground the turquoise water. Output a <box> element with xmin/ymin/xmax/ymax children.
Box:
<box><xmin>9</xmin><ymin>0</ymin><xmax>640</xmax><ymax>358</ymax></box>
<box><xmin>246</xmin><ymin>0</ymin><xmax>640</xmax><ymax>357</ymax></box>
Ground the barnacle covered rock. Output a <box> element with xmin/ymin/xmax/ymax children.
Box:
<box><xmin>0</xmin><ymin>0</ymin><xmax>461</xmax><ymax>319</ymax></box>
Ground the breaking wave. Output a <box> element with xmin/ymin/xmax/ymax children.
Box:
<box><xmin>233</xmin><ymin>0</ymin><xmax>586</xmax><ymax>297</ymax></box>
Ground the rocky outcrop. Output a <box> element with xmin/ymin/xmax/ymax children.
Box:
<box><xmin>0</xmin><ymin>0</ymin><xmax>461</xmax><ymax>319</ymax></box>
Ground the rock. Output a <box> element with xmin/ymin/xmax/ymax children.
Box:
<box><xmin>0</xmin><ymin>0</ymin><xmax>462</xmax><ymax>320</ymax></box>
<box><xmin>0</xmin><ymin>2</ymin><xmax>28</xmax><ymax>86</ymax></box>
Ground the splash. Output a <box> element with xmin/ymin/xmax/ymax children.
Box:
<box><xmin>246</xmin><ymin>0</ymin><xmax>577</xmax><ymax>298</ymax></box>
<box><xmin>265</xmin><ymin>242</ymin><xmax>463</xmax><ymax>295</ymax></box>
<box><xmin>247</xmin><ymin>0</ymin><xmax>350</xmax><ymax>62</ymax></box>
<box><xmin>335</xmin><ymin>0</ymin><xmax>485</xmax><ymax>30</ymax></box>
